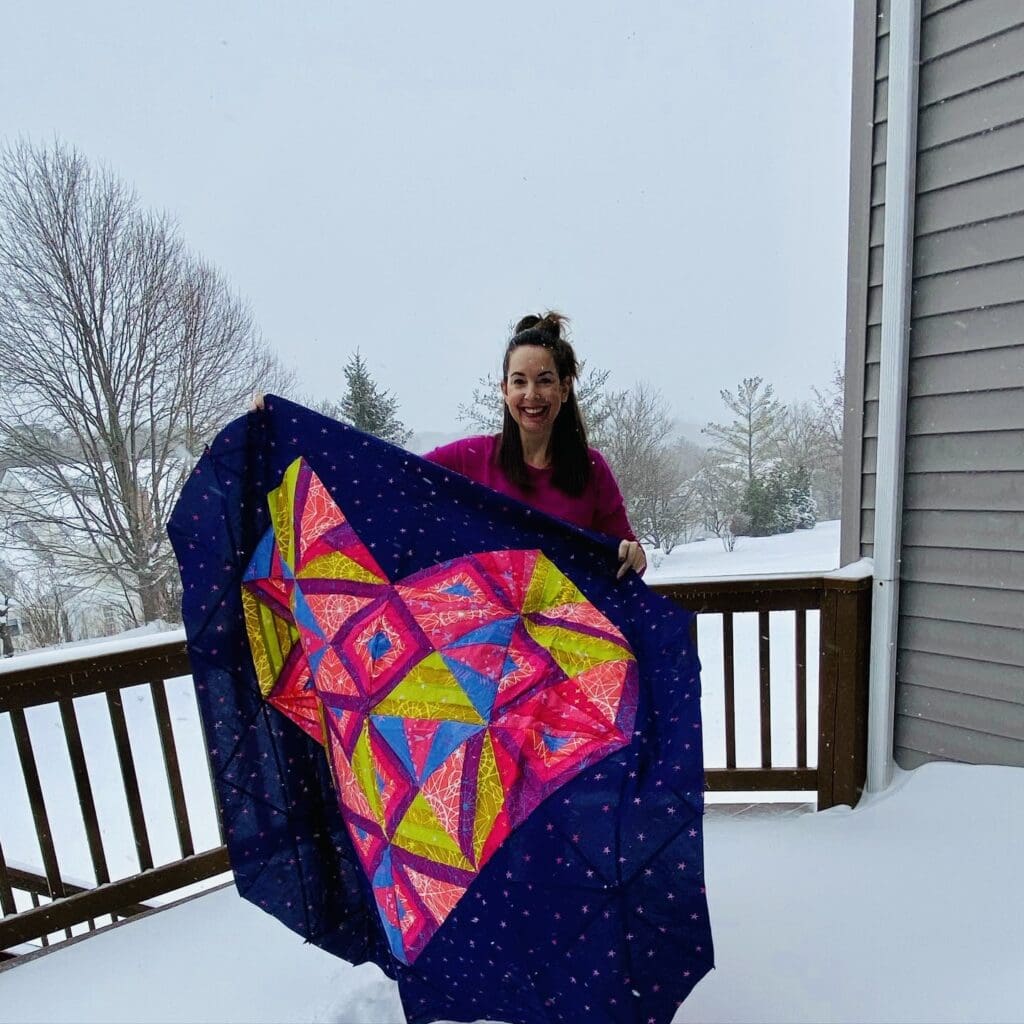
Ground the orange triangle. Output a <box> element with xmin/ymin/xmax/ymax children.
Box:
<box><xmin>316</xmin><ymin>646</ymin><xmax>360</xmax><ymax>698</ymax></box>
<box><xmin>419</xmin><ymin>743</ymin><xmax>467</xmax><ymax>849</ymax></box>
<box><xmin>403</xmin><ymin>862</ymin><xmax>467</xmax><ymax>925</ymax></box>
<box><xmin>305</xmin><ymin>592</ymin><xmax>375</xmax><ymax>643</ymax></box>
<box><xmin>298</xmin><ymin>472</ymin><xmax>348</xmax><ymax>566</ymax></box>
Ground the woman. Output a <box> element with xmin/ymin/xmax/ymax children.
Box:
<box><xmin>425</xmin><ymin>312</ymin><xmax>646</xmax><ymax>578</ymax></box>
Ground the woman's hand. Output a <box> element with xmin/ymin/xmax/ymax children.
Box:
<box><xmin>249</xmin><ymin>392</ymin><xmax>265</xmax><ymax>412</ymax></box>
<box><xmin>617</xmin><ymin>539</ymin><xmax>647</xmax><ymax>579</ymax></box>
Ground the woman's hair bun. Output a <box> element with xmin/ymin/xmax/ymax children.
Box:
<box><xmin>512</xmin><ymin>310</ymin><xmax>568</xmax><ymax>342</ymax></box>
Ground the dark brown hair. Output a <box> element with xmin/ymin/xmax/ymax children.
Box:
<box><xmin>498</xmin><ymin>311</ymin><xmax>591</xmax><ymax>496</ymax></box>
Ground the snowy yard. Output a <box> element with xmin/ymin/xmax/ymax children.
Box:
<box><xmin>1</xmin><ymin>762</ymin><xmax>1021</xmax><ymax>1024</ymax></box>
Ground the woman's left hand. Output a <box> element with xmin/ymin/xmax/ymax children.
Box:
<box><xmin>617</xmin><ymin>539</ymin><xmax>647</xmax><ymax>579</ymax></box>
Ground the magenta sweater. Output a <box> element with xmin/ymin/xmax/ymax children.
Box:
<box><xmin>423</xmin><ymin>435</ymin><xmax>635</xmax><ymax>540</ymax></box>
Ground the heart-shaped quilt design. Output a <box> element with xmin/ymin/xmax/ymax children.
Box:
<box><xmin>241</xmin><ymin>457</ymin><xmax>638</xmax><ymax>963</ymax></box>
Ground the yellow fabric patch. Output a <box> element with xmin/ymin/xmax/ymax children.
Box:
<box><xmin>522</xmin><ymin>553</ymin><xmax>586</xmax><ymax>614</ymax></box>
<box><xmin>392</xmin><ymin>791</ymin><xmax>473</xmax><ymax>871</ymax></box>
<box><xmin>374</xmin><ymin>652</ymin><xmax>485</xmax><ymax>724</ymax></box>
<box><xmin>297</xmin><ymin>551</ymin><xmax>387</xmax><ymax>584</ymax></box>
<box><xmin>523</xmin><ymin>619</ymin><xmax>632</xmax><ymax>677</ymax></box>
<box><xmin>267</xmin><ymin>460</ymin><xmax>301</xmax><ymax>569</ymax></box>
<box><xmin>473</xmin><ymin>733</ymin><xmax>504</xmax><ymax>864</ymax></box>
<box><xmin>242</xmin><ymin>588</ymin><xmax>290</xmax><ymax>697</ymax></box>
<box><xmin>351</xmin><ymin>722</ymin><xmax>384</xmax><ymax>828</ymax></box>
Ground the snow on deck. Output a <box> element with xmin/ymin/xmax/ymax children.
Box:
<box><xmin>1</xmin><ymin>761</ymin><xmax>1021</xmax><ymax>1024</ymax></box>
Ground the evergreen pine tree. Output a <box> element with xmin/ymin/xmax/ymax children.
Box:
<box><xmin>702</xmin><ymin>377</ymin><xmax>785</xmax><ymax>484</ymax></box>
<box><xmin>337</xmin><ymin>351</ymin><xmax>412</xmax><ymax>446</ymax></box>
<box><xmin>786</xmin><ymin>466</ymin><xmax>818</xmax><ymax>530</ymax></box>
<box><xmin>741</xmin><ymin>463</ymin><xmax>817</xmax><ymax>536</ymax></box>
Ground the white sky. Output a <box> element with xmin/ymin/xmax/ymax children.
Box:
<box><xmin>2</xmin><ymin>1</ymin><xmax>854</xmax><ymax>435</ymax></box>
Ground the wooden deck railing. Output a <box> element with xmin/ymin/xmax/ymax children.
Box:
<box><xmin>0</xmin><ymin>640</ymin><xmax>230</xmax><ymax>960</ymax></box>
<box><xmin>0</xmin><ymin>571</ymin><xmax>870</xmax><ymax>961</ymax></box>
<box><xmin>651</xmin><ymin>574</ymin><xmax>871</xmax><ymax>810</ymax></box>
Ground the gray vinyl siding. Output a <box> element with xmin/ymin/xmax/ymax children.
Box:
<box><xmin>848</xmin><ymin>0</ymin><xmax>1024</xmax><ymax>769</ymax></box>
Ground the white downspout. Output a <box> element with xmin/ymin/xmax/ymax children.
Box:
<box><xmin>867</xmin><ymin>0</ymin><xmax>921</xmax><ymax>792</ymax></box>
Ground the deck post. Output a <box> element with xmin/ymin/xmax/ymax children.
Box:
<box><xmin>817</xmin><ymin>579</ymin><xmax>872</xmax><ymax>809</ymax></box>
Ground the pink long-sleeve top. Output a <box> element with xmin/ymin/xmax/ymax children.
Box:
<box><xmin>424</xmin><ymin>435</ymin><xmax>635</xmax><ymax>540</ymax></box>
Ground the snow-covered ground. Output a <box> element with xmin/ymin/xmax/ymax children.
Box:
<box><xmin>644</xmin><ymin>520</ymin><xmax>840</xmax><ymax>583</ymax></box>
<box><xmin>2</xmin><ymin>761</ymin><xmax>1021</xmax><ymax>1024</ymax></box>
<box><xmin>2</xmin><ymin>522</ymin><xmax>1022</xmax><ymax>1021</ymax></box>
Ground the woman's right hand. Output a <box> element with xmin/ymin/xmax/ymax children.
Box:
<box><xmin>249</xmin><ymin>392</ymin><xmax>265</xmax><ymax>412</ymax></box>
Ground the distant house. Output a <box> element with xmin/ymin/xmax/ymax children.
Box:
<box><xmin>842</xmin><ymin>0</ymin><xmax>1024</xmax><ymax>777</ymax></box>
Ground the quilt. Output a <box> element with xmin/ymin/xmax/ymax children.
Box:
<box><xmin>168</xmin><ymin>395</ymin><xmax>712</xmax><ymax>1024</ymax></box>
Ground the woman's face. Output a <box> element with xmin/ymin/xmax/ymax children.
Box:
<box><xmin>501</xmin><ymin>344</ymin><xmax>571</xmax><ymax>442</ymax></box>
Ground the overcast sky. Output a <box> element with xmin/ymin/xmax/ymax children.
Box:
<box><xmin>3</xmin><ymin>1</ymin><xmax>854</xmax><ymax>436</ymax></box>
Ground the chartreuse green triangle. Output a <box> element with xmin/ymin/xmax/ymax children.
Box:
<box><xmin>522</xmin><ymin>619</ymin><xmax>627</xmax><ymax>677</ymax></box>
<box><xmin>522</xmin><ymin>553</ymin><xmax>586</xmax><ymax>614</ymax></box>
<box><xmin>392</xmin><ymin>791</ymin><xmax>473</xmax><ymax>871</ymax></box>
<box><xmin>473</xmin><ymin>732</ymin><xmax>504</xmax><ymax>864</ymax></box>
<box><xmin>374</xmin><ymin>652</ymin><xmax>484</xmax><ymax>725</ymax></box>
<box><xmin>267</xmin><ymin>459</ymin><xmax>301</xmax><ymax>569</ymax></box>
<box><xmin>297</xmin><ymin>550</ymin><xmax>385</xmax><ymax>583</ymax></box>
<box><xmin>350</xmin><ymin>721</ymin><xmax>384</xmax><ymax>827</ymax></box>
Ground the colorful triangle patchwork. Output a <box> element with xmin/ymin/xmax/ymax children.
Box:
<box><xmin>242</xmin><ymin>457</ymin><xmax>638</xmax><ymax>965</ymax></box>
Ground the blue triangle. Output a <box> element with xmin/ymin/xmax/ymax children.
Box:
<box><xmin>243</xmin><ymin>530</ymin><xmax>276</xmax><ymax>581</ymax></box>
<box><xmin>371</xmin><ymin>848</ymin><xmax>407</xmax><ymax>957</ymax></box>
<box><xmin>501</xmin><ymin>655</ymin><xmax>518</xmax><ymax>678</ymax></box>
<box><xmin>291</xmin><ymin>588</ymin><xmax>324</xmax><ymax>639</ymax></box>
<box><xmin>442</xmin><ymin>655</ymin><xmax>498</xmax><ymax>720</ymax></box>
<box><xmin>422</xmin><ymin>721</ymin><xmax>484</xmax><ymax>782</ymax></box>
<box><xmin>542</xmin><ymin>730</ymin><xmax>571</xmax><ymax>752</ymax></box>
<box><xmin>446</xmin><ymin>616</ymin><xmax>518</xmax><ymax>650</ymax></box>
<box><xmin>370</xmin><ymin>715</ymin><xmax>416</xmax><ymax>779</ymax></box>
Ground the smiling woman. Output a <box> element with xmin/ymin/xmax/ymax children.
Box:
<box><xmin>425</xmin><ymin>313</ymin><xmax>646</xmax><ymax>578</ymax></box>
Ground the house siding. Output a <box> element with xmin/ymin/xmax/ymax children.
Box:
<box><xmin>843</xmin><ymin>0</ymin><xmax>1024</xmax><ymax>769</ymax></box>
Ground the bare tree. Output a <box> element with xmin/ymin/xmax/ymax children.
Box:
<box><xmin>633</xmin><ymin>439</ymin><xmax>704</xmax><ymax>553</ymax></box>
<box><xmin>8</xmin><ymin>568</ymin><xmax>75</xmax><ymax>648</ymax></box>
<box><xmin>0</xmin><ymin>139</ymin><xmax>293</xmax><ymax>624</ymax></box>
<box><xmin>774</xmin><ymin>401</ymin><xmax>822</xmax><ymax>473</ymax></box>
<box><xmin>600</xmin><ymin>385</ymin><xmax>701</xmax><ymax>552</ymax></box>
<box><xmin>691</xmin><ymin>454</ymin><xmax>744</xmax><ymax>550</ymax></box>
<box><xmin>807</xmin><ymin>365</ymin><xmax>844</xmax><ymax>519</ymax></box>
<box><xmin>813</xmin><ymin>364</ymin><xmax>845</xmax><ymax>452</ymax></box>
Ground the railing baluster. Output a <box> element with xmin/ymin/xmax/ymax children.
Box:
<box><xmin>722</xmin><ymin>612</ymin><xmax>736</xmax><ymax>770</ymax></box>
<box><xmin>8</xmin><ymin>708</ymin><xmax>66</xmax><ymax>901</ymax></box>
<box><xmin>758</xmin><ymin>610</ymin><xmax>772</xmax><ymax>768</ymax></box>
<box><xmin>0</xmin><ymin>838</ymin><xmax>17</xmax><ymax>917</ymax></box>
<box><xmin>795</xmin><ymin>609</ymin><xmax>808</xmax><ymax>770</ymax></box>
<box><xmin>149</xmin><ymin>679</ymin><xmax>195</xmax><ymax>858</ymax></box>
<box><xmin>105</xmin><ymin>689</ymin><xmax>154</xmax><ymax>871</ymax></box>
<box><xmin>58</xmin><ymin>696</ymin><xmax>110</xmax><ymax>885</ymax></box>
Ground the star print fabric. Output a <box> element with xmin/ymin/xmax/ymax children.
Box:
<box><xmin>168</xmin><ymin>395</ymin><xmax>713</xmax><ymax>1024</ymax></box>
